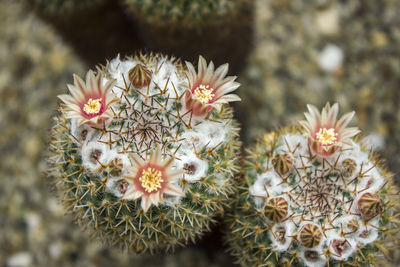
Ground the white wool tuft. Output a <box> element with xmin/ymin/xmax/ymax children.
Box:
<box><xmin>105</xmin><ymin>177</ymin><xmax>131</xmax><ymax>198</ymax></box>
<box><xmin>298</xmin><ymin>248</ymin><xmax>326</xmax><ymax>267</ymax></box>
<box><xmin>269</xmin><ymin>221</ymin><xmax>296</xmax><ymax>252</ymax></box>
<box><xmin>81</xmin><ymin>141</ymin><xmax>109</xmax><ymax>171</ymax></box>
<box><xmin>69</xmin><ymin>118</ymin><xmax>97</xmax><ymax>144</ymax></box>
<box><xmin>250</xmin><ymin>170</ymin><xmax>282</xmax><ymax>198</ymax></box>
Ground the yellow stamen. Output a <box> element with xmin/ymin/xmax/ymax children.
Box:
<box><xmin>194</xmin><ymin>84</ymin><xmax>215</xmax><ymax>104</ymax></box>
<box><xmin>316</xmin><ymin>128</ymin><xmax>338</xmax><ymax>146</ymax></box>
<box><xmin>83</xmin><ymin>98</ymin><xmax>102</xmax><ymax>114</ymax></box>
<box><xmin>139</xmin><ymin>167</ymin><xmax>163</xmax><ymax>193</ymax></box>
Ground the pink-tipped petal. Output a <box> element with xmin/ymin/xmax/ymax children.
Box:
<box><xmin>198</xmin><ymin>56</ymin><xmax>207</xmax><ymax>80</ymax></box>
<box><xmin>213</xmin><ymin>63</ymin><xmax>229</xmax><ymax>82</ymax></box>
<box><xmin>185</xmin><ymin>61</ymin><xmax>197</xmax><ymax>84</ymax></box>
<box><xmin>327</xmin><ymin>103</ymin><xmax>339</xmax><ymax>126</ymax></box>
<box><xmin>58</xmin><ymin>94</ymin><xmax>78</xmax><ymax>106</ymax></box>
<box><xmin>203</xmin><ymin>60</ymin><xmax>215</xmax><ymax>83</ymax></box>
<box><xmin>306</xmin><ymin>104</ymin><xmax>322</xmax><ymax>128</ymax></box>
<box><xmin>73</xmin><ymin>74</ymin><xmax>87</xmax><ymax>93</ymax></box>
<box><xmin>339</xmin><ymin>127</ymin><xmax>360</xmax><ymax>140</ymax></box>
<box><xmin>336</xmin><ymin>111</ymin><xmax>355</xmax><ymax>131</ymax></box>
<box><xmin>215</xmin><ymin>80</ymin><xmax>240</xmax><ymax>97</ymax></box>
<box><xmin>141</xmin><ymin>197</ymin><xmax>151</xmax><ymax>212</ymax></box>
<box><xmin>129</xmin><ymin>153</ymin><xmax>144</xmax><ymax>167</ymax></box>
<box><xmin>299</xmin><ymin>120</ymin><xmax>312</xmax><ymax>135</ymax></box>
<box><xmin>67</xmin><ymin>84</ymin><xmax>86</xmax><ymax>102</ymax></box>
<box><xmin>216</xmin><ymin>94</ymin><xmax>241</xmax><ymax>103</ymax></box>
<box><xmin>164</xmin><ymin>185</ymin><xmax>185</xmax><ymax>197</ymax></box>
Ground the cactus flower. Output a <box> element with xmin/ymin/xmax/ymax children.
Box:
<box><xmin>123</xmin><ymin>148</ymin><xmax>185</xmax><ymax>212</ymax></box>
<box><xmin>58</xmin><ymin>70</ymin><xmax>118</xmax><ymax>126</ymax></box>
<box><xmin>300</xmin><ymin>102</ymin><xmax>360</xmax><ymax>157</ymax></box>
<box><xmin>184</xmin><ymin>56</ymin><xmax>241</xmax><ymax>117</ymax></box>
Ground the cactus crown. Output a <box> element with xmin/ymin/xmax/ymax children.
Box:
<box><xmin>226</xmin><ymin>103</ymin><xmax>400</xmax><ymax>266</ymax></box>
<box><xmin>49</xmin><ymin>53</ymin><xmax>241</xmax><ymax>253</ymax></box>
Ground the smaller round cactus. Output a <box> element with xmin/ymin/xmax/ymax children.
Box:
<box><xmin>226</xmin><ymin>103</ymin><xmax>400</xmax><ymax>266</ymax></box>
<box><xmin>49</xmin><ymin>53</ymin><xmax>241</xmax><ymax>253</ymax></box>
<box><xmin>22</xmin><ymin>0</ymin><xmax>103</xmax><ymax>13</ymax></box>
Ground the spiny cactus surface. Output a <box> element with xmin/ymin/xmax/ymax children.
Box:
<box><xmin>226</xmin><ymin>103</ymin><xmax>400</xmax><ymax>266</ymax></box>
<box><xmin>48</xmin><ymin>54</ymin><xmax>241</xmax><ymax>253</ymax></box>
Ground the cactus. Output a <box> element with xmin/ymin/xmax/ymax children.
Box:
<box><xmin>122</xmin><ymin>0</ymin><xmax>253</xmax><ymax>75</ymax></box>
<box><xmin>48</xmin><ymin>53</ymin><xmax>241</xmax><ymax>253</ymax></box>
<box><xmin>123</xmin><ymin>0</ymin><xmax>249</xmax><ymax>27</ymax></box>
<box><xmin>22</xmin><ymin>0</ymin><xmax>103</xmax><ymax>13</ymax></box>
<box><xmin>226</xmin><ymin>103</ymin><xmax>400</xmax><ymax>266</ymax></box>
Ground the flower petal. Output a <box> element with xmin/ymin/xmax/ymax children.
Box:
<box><xmin>164</xmin><ymin>184</ymin><xmax>185</xmax><ymax>197</ymax></box>
<box><xmin>66</xmin><ymin>84</ymin><xmax>86</xmax><ymax>102</ymax></box>
<box><xmin>203</xmin><ymin>60</ymin><xmax>215</xmax><ymax>83</ymax></box>
<box><xmin>198</xmin><ymin>56</ymin><xmax>207</xmax><ymax>81</ymax></box>
<box><xmin>215</xmin><ymin>80</ymin><xmax>240</xmax><ymax>97</ymax></box>
<box><xmin>58</xmin><ymin>94</ymin><xmax>78</xmax><ymax>106</ymax></box>
<box><xmin>215</xmin><ymin>94</ymin><xmax>241</xmax><ymax>103</ymax></box>
<box><xmin>213</xmin><ymin>63</ymin><xmax>229</xmax><ymax>82</ymax></box>
<box><xmin>336</xmin><ymin>111</ymin><xmax>355</xmax><ymax>132</ymax></box>
<box><xmin>327</xmin><ymin>103</ymin><xmax>339</xmax><ymax>126</ymax></box>
<box><xmin>73</xmin><ymin>73</ymin><xmax>87</xmax><ymax>94</ymax></box>
<box><xmin>339</xmin><ymin>127</ymin><xmax>360</xmax><ymax>140</ymax></box>
<box><xmin>141</xmin><ymin>197</ymin><xmax>151</xmax><ymax>212</ymax></box>
<box><xmin>185</xmin><ymin>61</ymin><xmax>197</xmax><ymax>86</ymax></box>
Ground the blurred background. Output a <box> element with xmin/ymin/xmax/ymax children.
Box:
<box><xmin>0</xmin><ymin>0</ymin><xmax>399</xmax><ymax>266</ymax></box>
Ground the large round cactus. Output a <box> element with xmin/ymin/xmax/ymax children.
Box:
<box><xmin>48</xmin><ymin>54</ymin><xmax>241</xmax><ymax>253</ymax></box>
<box><xmin>226</xmin><ymin>103</ymin><xmax>400</xmax><ymax>266</ymax></box>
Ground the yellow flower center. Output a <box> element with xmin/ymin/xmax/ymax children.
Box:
<box><xmin>83</xmin><ymin>98</ymin><xmax>102</xmax><ymax>114</ymax></box>
<box><xmin>316</xmin><ymin>128</ymin><xmax>338</xmax><ymax>146</ymax></box>
<box><xmin>139</xmin><ymin>167</ymin><xmax>164</xmax><ymax>193</ymax></box>
<box><xmin>194</xmin><ymin>84</ymin><xmax>215</xmax><ymax>104</ymax></box>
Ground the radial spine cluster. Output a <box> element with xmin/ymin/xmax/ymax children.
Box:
<box><xmin>226</xmin><ymin>103</ymin><xmax>400</xmax><ymax>266</ymax></box>
<box><xmin>48</xmin><ymin>53</ymin><xmax>241</xmax><ymax>253</ymax></box>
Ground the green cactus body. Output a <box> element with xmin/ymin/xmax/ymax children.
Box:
<box><xmin>48</xmin><ymin>53</ymin><xmax>241</xmax><ymax>253</ymax></box>
<box><xmin>226</xmin><ymin>104</ymin><xmax>400</xmax><ymax>266</ymax></box>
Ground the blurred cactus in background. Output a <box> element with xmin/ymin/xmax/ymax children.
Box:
<box><xmin>226</xmin><ymin>103</ymin><xmax>400</xmax><ymax>266</ymax></box>
<box><xmin>122</xmin><ymin>0</ymin><xmax>253</xmax><ymax>74</ymax></box>
<box><xmin>123</xmin><ymin>0</ymin><xmax>247</xmax><ymax>27</ymax></box>
<box><xmin>237</xmin><ymin>0</ymin><xmax>400</xmax><ymax>182</ymax></box>
<box><xmin>22</xmin><ymin>0</ymin><xmax>103</xmax><ymax>13</ymax></box>
<box><xmin>48</xmin><ymin>54</ymin><xmax>241</xmax><ymax>253</ymax></box>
